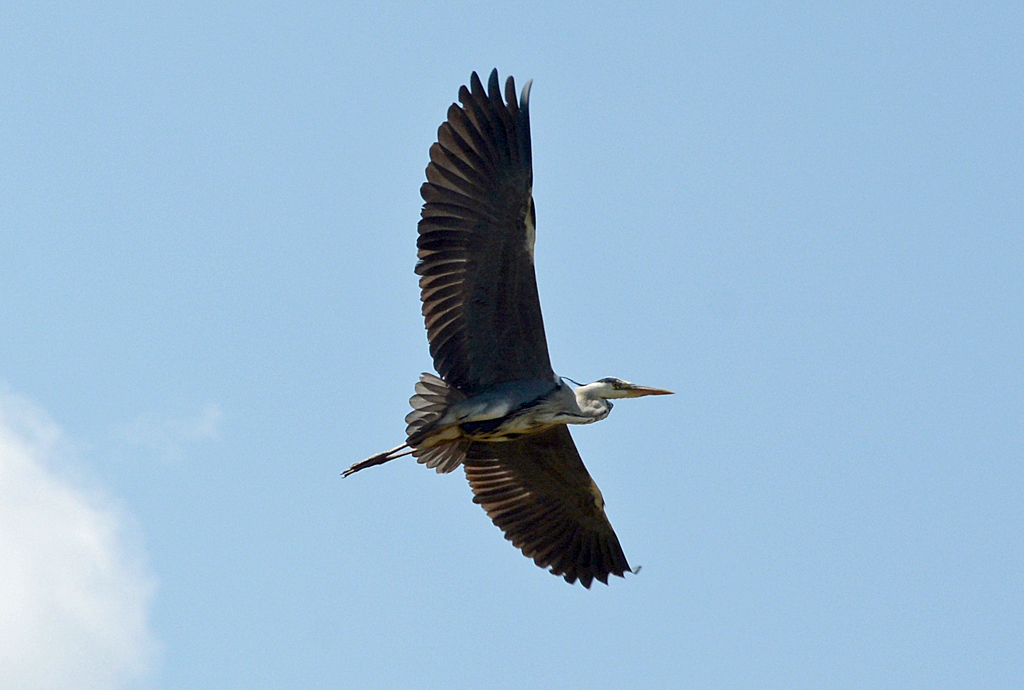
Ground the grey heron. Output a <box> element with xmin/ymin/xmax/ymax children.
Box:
<box><xmin>345</xmin><ymin>70</ymin><xmax>672</xmax><ymax>588</ymax></box>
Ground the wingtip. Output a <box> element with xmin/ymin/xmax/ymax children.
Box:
<box><xmin>469</xmin><ymin>70</ymin><xmax>486</xmax><ymax>97</ymax></box>
<box><xmin>468</xmin><ymin>69</ymin><xmax>531</xmax><ymax>113</ymax></box>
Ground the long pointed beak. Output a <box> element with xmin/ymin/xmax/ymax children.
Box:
<box><xmin>622</xmin><ymin>384</ymin><xmax>674</xmax><ymax>398</ymax></box>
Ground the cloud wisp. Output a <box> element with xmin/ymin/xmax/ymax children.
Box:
<box><xmin>0</xmin><ymin>391</ymin><xmax>159</xmax><ymax>690</ymax></box>
<box><xmin>120</xmin><ymin>402</ymin><xmax>223</xmax><ymax>461</ymax></box>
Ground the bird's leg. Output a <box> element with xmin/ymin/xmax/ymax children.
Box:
<box><xmin>342</xmin><ymin>443</ymin><xmax>414</xmax><ymax>477</ymax></box>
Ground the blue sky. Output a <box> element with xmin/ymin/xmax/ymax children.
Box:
<box><xmin>2</xmin><ymin>2</ymin><xmax>1021</xmax><ymax>688</ymax></box>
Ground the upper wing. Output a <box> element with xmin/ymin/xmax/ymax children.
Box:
<box><xmin>464</xmin><ymin>426</ymin><xmax>631</xmax><ymax>588</ymax></box>
<box><xmin>416</xmin><ymin>70</ymin><xmax>554</xmax><ymax>396</ymax></box>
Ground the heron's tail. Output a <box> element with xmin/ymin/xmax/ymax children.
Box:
<box><xmin>344</xmin><ymin>373</ymin><xmax>468</xmax><ymax>478</ymax></box>
<box><xmin>405</xmin><ymin>373</ymin><xmax>469</xmax><ymax>474</ymax></box>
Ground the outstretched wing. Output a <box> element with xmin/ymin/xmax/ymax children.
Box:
<box><xmin>416</xmin><ymin>69</ymin><xmax>553</xmax><ymax>397</ymax></box>
<box><xmin>464</xmin><ymin>427</ymin><xmax>631</xmax><ymax>588</ymax></box>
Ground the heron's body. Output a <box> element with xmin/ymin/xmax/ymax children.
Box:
<box><xmin>344</xmin><ymin>71</ymin><xmax>671</xmax><ymax>588</ymax></box>
<box><xmin>420</xmin><ymin>377</ymin><xmax>566</xmax><ymax>443</ymax></box>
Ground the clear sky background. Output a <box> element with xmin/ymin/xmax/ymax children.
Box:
<box><xmin>2</xmin><ymin>2</ymin><xmax>1021</xmax><ymax>689</ymax></box>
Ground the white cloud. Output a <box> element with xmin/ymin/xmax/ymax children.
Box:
<box><xmin>0</xmin><ymin>391</ymin><xmax>158</xmax><ymax>690</ymax></box>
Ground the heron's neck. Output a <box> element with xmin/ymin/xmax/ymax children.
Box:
<box><xmin>572</xmin><ymin>383</ymin><xmax>613</xmax><ymax>422</ymax></box>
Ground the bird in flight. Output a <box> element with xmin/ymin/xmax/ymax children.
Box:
<box><xmin>344</xmin><ymin>70</ymin><xmax>672</xmax><ymax>587</ymax></box>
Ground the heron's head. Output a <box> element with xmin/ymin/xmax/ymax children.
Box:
<box><xmin>590</xmin><ymin>377</ymin><xmax>673</xmax><ymax>399</ymax></box>
<box><xmin>573</xmin><ymin>377</ymin><xmax>674</xmax><ymax>402</ymax></box>
<box><xmin>566</xmin><ymin>377</ymin><xmax>672</xmax><ymax>421</ymax></box>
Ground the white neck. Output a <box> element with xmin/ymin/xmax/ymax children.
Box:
<box><xmin>571</xmin><ymin>381</ymin><xmax>614</xmax><ymax>422</ymax></box>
